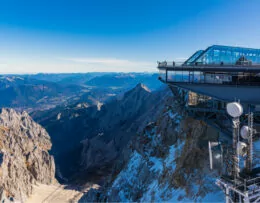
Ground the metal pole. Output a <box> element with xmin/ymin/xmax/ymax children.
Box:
<box><xmin>226</xmin><ymin>187</ymin><xmax>230</xmax><ymax>203</ymax></box>
<box><xmin>232</xmin><ymin>117</ymin><xmax>240</xmax><ymax>180</ymax></box>
<box><xmin>221</xmin><ymin>143</ymin><xmax>223</xmax><ymax>175</ymax></box>
<box><xmin>244</xmin><ymin>193</ymin><xmax>250</xmax><ymax>203</ymax></box>
<box><xmin>209</xmin><ymin>141</ymin><xmax>213</xmax><ymax>170</ymax></box>
<box><xmin>246</xmin><ymin>109</ymin><xmax>253</xmax><ymax>173</ymax></box>
<box><xmin>166</xmin><ymin>69</ymin><xmax>168</xmax><ymax>82</ymax></box>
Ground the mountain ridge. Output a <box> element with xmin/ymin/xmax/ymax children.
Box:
<box><xmin>35</xmin><ymin>83</ymin><xmax>167</xmax><ymax>181</ymax></box>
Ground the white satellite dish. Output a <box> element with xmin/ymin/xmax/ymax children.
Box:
<box><xmin>226</xmin><ymin>102</ymin><xmax>243</xmax><ymax>118</ymax></box>
<box><xmin>240</xmin><ymin>125</ymin><xmax>249</xmax><ymax>139</ymax></box>
<box><xmin>237</xmin><ymin>141</ymin><xmax>247</xmax><ymax>157</ymax></box>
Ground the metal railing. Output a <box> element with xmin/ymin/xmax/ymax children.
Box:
<box><xmin>157</xmin><ymin>61</ymin><xmax>184</xmax><ymax>68</ymax></box>
<box><xmin>157</xmin><ymin>61</ymin><xmax>260</xmax><ymax>68</ymax></box>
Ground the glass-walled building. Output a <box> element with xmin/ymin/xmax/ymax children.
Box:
<box><xmin>186</xmin><ymin>45</ymin><xmax>260</xmax><ymax>66</ymax></box>
<box><xmin>183</xmin><ymin>50</ymin><xmax>204</xmax><ymax>65</ymax></box>
<box><xmin>157</xmin><ymin>45</ymin><xmax>260</xmax><ymax>86</ymax></box>
<box><xmin>157</xmin><ymin>45</ymin><xmax>260</xmax><ymax>103</ymax></box>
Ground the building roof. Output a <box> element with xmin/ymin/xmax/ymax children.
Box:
<box><xmin>185</xmin><ymin>45</ymin><xmax>260</xmax><ymax>66</ymax></box>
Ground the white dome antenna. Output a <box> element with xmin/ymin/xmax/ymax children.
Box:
<box><xmin>240</xmin><ymin>125</ymin><xmax>249</xmax><ymax>139</ymax></box>
<box><xmin>226</xmin><ymin>102</ymin><xmax>243</xmax><ymax>118</ymax></box>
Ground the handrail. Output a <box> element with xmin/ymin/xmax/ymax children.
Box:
<box><xmin>157</xmin><ymin>64</ymin><xmax>260</xmax><ymax>73</ymax></box>
<box><xmin>157</xmin><ymin>61</ymin><xmax>183</xmax><ymax>67</ymax></box>
<box><xmin>157</xmin><ymin>61</ymin><xmax>260</xmax><ymax>68</ymax></box>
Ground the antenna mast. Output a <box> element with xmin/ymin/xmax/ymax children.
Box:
<box><xmin>246</xmin><ymin>107</ymin><xmax>254</xmax><ymax>173</ymax></box>
<box><xmin>227</xmin><ymin>102</ymin><xmax>243</xmax><ymax>180</ymax></box>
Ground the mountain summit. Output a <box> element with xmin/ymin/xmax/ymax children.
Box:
<box><xmin>132</xmin><ymin>83</ymin><xmax>151</xmax><ymax>93</ymax></box>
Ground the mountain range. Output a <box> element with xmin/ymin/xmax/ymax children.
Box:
<box><xmin>0</xmin><ymin>72</ymin><xmax>229</xmax><ymax>202</ymax></box>
<box><xmin>33</xmin><ymin>83</ymin><xmax>169</xmax><ymax>182</ymax></box>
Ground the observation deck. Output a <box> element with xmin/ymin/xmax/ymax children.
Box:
<box><xmin>158</xmin><ymin>45</ymin><xmax>260</xmax><ymax>104</ymax></box>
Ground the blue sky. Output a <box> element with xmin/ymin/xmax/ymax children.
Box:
<box><xmin>0</xmin><ymin>0</ymin><xmax>260</xmax><ymax>73</ymax></box>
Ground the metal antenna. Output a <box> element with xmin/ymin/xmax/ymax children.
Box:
<box><xmin>246</xmin><ymin>106</ymin><xmax>254</xmax><ymax>173</ymax></box>
<box><xmin>226</xmin><ymin>102</ymin><xmax>243</xmax><ymax>180</ymax></box>
<box><xmin>232</xmin><ymin>116</ymin><xmax>240</xmax><ymax>180</ymax></box>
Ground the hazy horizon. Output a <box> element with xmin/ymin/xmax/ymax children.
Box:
<box><xmin>0</xmin><ymin>71</ymin><xmax>158</xmax><ymax>75</ymax></box>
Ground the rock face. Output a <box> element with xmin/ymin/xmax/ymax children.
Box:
<box><xmin>37</xmin><ymin>83</ymin><xmax>169</xmax><ymax>181</ymax></box>
<box><xmin>80</xmin><ymin>88</ymin><xmax>224</xmax><ymax>202</ymax></box>
<box><xmin>0</xmin><ymin>108</ymin><xmax>55</xmax><ymax>202</ymax></box>
<box><xmin>78</xmin><ymin>84</ymin><xmax>169</xmax><ymax>175</ymax></box>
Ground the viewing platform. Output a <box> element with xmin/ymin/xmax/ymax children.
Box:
<box><xmin>158</xmin><ymin>45</ymin><xmax>260</xmax><ymax>104</ymax></box>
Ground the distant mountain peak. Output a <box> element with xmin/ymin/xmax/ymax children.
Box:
<box><xmin>134</xmin><ymin>83</ymin><xmax>151</xmax><ymax>93</ymax></box>
<box><xmin>121</xmin><ymin>83</ymin><xmax>152</xmax><ymax>103</ymax></box>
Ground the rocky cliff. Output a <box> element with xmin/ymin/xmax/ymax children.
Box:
<box><xmin>80</xmin><ymin>88</ymin><xmax>224</xmax><ymax>202</ymax></box>
<box><xmin>37</xmin><ymin>83</ymin><xmax>168</xmax><ymax>181</ymax></box>
<box><xmin>0</xmin><ymin>108</ymin><xmax>55</xmax><ymax>202</ymax></box>
<box><xmin>78</xmin><ymin>84</ymin><xmax>169</xmax><ymax>175</ymax></box>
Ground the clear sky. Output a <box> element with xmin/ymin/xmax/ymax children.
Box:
<box><xmin>0</xmin><ymin>0</ymin><xmax>260</xmax><ymax>73</ymax></box>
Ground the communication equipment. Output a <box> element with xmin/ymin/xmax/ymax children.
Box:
<box><xmin>240</xmin><ymin>125</ymin><xmax>249</xmax><ymax>139</ymax></box>
<box><xmin>208</xmin><ymin>141</ymin><xmax>222</xmax><ymax>170</ymax></box>
<box><xmin>226</xmin><ymin>102</ymin><xmax>243</xmax><ymax>118</ymax></box>
<box><xmin>237</xmin><ymin>141</ymin><xmax>247</xmax><ymax>157</ymax></box>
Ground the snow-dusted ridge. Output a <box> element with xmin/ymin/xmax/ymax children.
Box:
<box><xmin>80</xmin><ymin>88</ymin><xmax>225</xmax><ymax>202</ymax></box>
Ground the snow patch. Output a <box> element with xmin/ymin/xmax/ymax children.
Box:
<box><xmin>149</xmin><ymin>157</ymin><xmax>163</xmax><ymax>174</ymax></box>
<box><xmin>168</xmin><ymin>110</ymin><xmax>182</xmax><ymax>124</ymax></box>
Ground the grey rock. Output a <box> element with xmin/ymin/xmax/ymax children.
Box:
<box><xmin>38</xmin><ymin>84</ymin><xmax>169</xmax><ymax>180</ymax></box>
<box><xmin>79</xmin><ymin>188</ymin><xmax>101</xmax><ymax>203</ymax></box>
<box><xmin>96</xmin><ymin>88</ymin><xmax>223</xmax><ymax>202</ymax></box>
<box><xmin>0</xmin><ymin>108</ymin><xmax>55</xmax><ymax>202</ymax></box>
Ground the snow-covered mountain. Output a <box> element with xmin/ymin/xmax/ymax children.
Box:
<box><xmin>80</xmin><ymin>88</ymin><xmax>225</xmax><ymax>202</ymax></box>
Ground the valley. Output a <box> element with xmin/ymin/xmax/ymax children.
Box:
<box><xmin>0</xmin><ymin>72</ymin><xmax>233</xmax><ymax>202</ymax></box>
<box><xmin>0</xmin><ymin>72</ymin><xmax>169</xmax><ymax>202</ymax></box>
